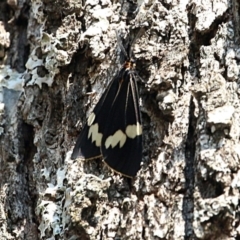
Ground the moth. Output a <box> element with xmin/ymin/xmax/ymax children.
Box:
<box><xmin>71</xmin><ymin>32</ymin><xmax>142</xmax><ymax>178</ymax></box>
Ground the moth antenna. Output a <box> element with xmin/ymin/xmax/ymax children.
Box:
<box><xmin>129</xmin><ymin>28</ymin><xmax>145</xmax><ymax>59</ymax></box>
<box><xmin>115</xmin><ymin>29</ymin><xmax>128</xmax><ymax>59</ymax></box>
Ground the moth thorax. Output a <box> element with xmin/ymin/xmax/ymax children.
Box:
<box><xmin>124</xmin><ymin>59</ymin><xmax>136</xmax><ymax>70</ymax></box>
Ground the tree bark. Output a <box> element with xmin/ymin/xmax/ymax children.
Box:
<box><xmin>0</xmin><ymin>0</ymin><xmax>239</xmax><ymax>239</ymax></box>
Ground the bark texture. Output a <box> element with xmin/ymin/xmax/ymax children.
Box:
<box><xmin>0</xmin><ymin>0</ymin><xmax>239</xmax><ymax>239</ymax></box>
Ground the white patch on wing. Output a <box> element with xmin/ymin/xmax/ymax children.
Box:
<box><xmin>88</xmin><ymin>123</ymin><xmax>102</xmax><ymax>147</ymax></box>
<box><xmin>105</xmin><ymin>130</ymin><xmax>127</xmax><ymax>149</ymax></box>
<box><xmin>87</xmin><ymin>113</ymin><xmax>96</xmax><ymax>126</ymax></box>
<box><xmin>126</xmin><ymin>122</ymin><xmax>142</xmax><ymax>138</ymax></box>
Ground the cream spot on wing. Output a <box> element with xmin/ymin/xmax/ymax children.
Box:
<box><xmin>87</xmin><ymin>113</ymin><xmax>96</xmax><ymax>126</ymax></box>
<box><xmin>126</xmin><ymin>122</ymin><xmax>142</xmax><ymax>138</ymax></box>
<box><xmin>88</xmin><ymin>123</ymin><xmax>102</xmax><ymax>147</ymax></box>
<box><xmin>105</xmin><ymin>130</ymin><xmax>127</xmax><ymax>149</ymax></box>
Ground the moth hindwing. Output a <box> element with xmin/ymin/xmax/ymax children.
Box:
<box><xmin>72</xmin><ymin>49</ymin><xmax>142</xmax><ymax>178</ymax></box>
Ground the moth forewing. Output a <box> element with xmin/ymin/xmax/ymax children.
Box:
<box><xmin>71</xmin><ymin>68</ymin><xmax>129</xmax><ymax>161</ymax></box>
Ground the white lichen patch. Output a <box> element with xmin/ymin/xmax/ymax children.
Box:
<box><xmin>0</xmin><ymin>22</ymin><xmax>10</xmax><ymax>58</ymax></box>
<box><xmin>194</xmin><ymin>193</ymin><xmax>238</xmax><ymax>223</ymax></box>
<box><xmin>37</xmin><ymin>200</ymin><xmax>62</xmax><ymax>238</ymax></box>
<box><xmin>31</xmin><ymin>0</ymin><xmax>45</xmax><ymax>24</ymax></box>
<box><xmin>37</xmin><ymin>166</ymin><xmax>67</xmax><ymax>237</ymax></box>
<box><xmin>25</xmin><ymin>34</ymin><xmax>62</xmax><ymax>88</ymax></box>
<box><xmin>191</xmin><ymin>0</ymin><xmax>229</xmax><ymax>32</ymax></box>
<box><xmin>0</xmin><ymin>66</ymin><xmax>23</xmax><ymax>94</ymax></box>
<box><xmin>207</xmin><ymin>105</ymin><xmax>235</xmax><ymax>126</ymax></box>
<box><xmin>144</xmin><ymin>194</ymin><xmax>170</xmax><ymax>239</ymax></box>
<box><xmin>0</xmin><ymin>66</ymin><xmax>23</xmax><ymax>125</ymax></box>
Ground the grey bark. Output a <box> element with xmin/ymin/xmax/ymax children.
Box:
<box><xmin>0</xmin><ymin>0</ymin><xmax>239</xmax><ymax>239</ymax></box>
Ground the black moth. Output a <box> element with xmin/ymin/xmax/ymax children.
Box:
<box><xmin>71</xmin><ymin>32</ymin><xmax>142</xmax><ymax>178</ymax></box>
